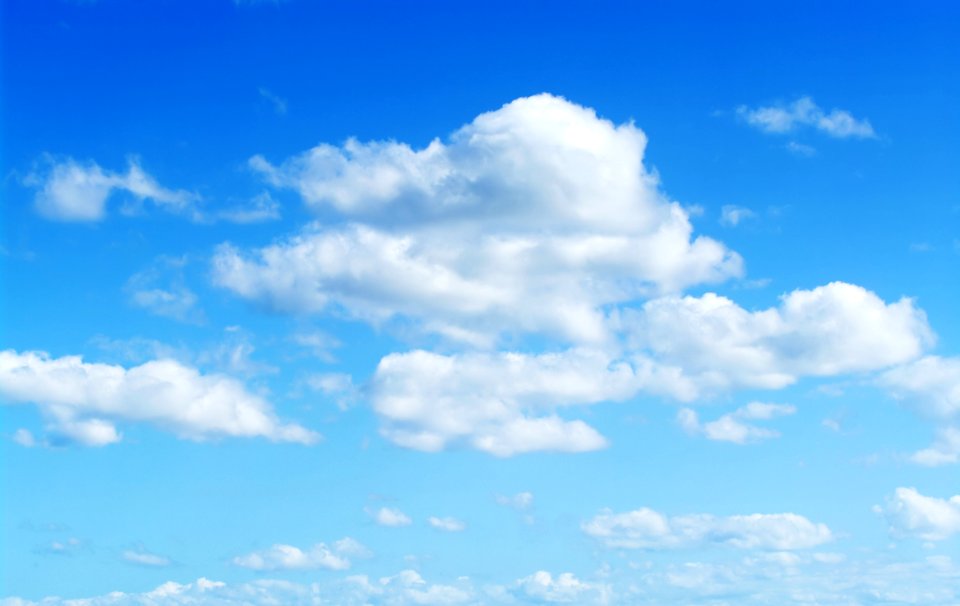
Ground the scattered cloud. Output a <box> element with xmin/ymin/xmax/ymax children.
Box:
<box><xmin>678</xmin><ymin>402</ymin><xmax>796</xmax><ymax>444</ymax></box>
<box><xmin>217</xmin><ymin>192</ymin><xmax>281</xmax><ymax>224</ymax></box>
<box><xmin>12</xmin><ymin>428</ymin><xmax>36</xmax><ymax>447</ymax></box>
<box><xmin>719</xmin><ymin>204</ymin><xmax>757</xmax><ymax>227</ymax></box>
<box><xmin>880</xmin><ymin>356</ymin><xmax>960</xmax><ymax>419</ymax></box>
<box><xmin>515</xmin><ymin>571</ymin><xmax>599</xmax><ymax>603</ymax></box>
<box><xmin>496</xmin><ymin>492</ymin><xmax>534</xmax><ymax>510</ymax></box>
<box><xmin>370</xmin><ymin>507</ymin><xmax>412</xmax><ymax>527</ymax></box>
<box><xmin>737</xmin><ymin>97</ymin><xmax>876</xmax><ymax>139</ymax></box>
<box><xmin>25</xmin><ymin>155</ymin><xmax>198</xmax><ymax>222</ymax></box>
<box><xmin>428</xmin><ymin>516</ymin><xmax>466</xmax><ymax>532</ymax></box>
<box><xmin>785</xmin><ymin>141</ymin><xmax>816</xmax><ymax>157</ymax></box>
<box><xmin>123</xmin><ymin>547</ymin><xmax>171</xmax><ymax>567</ymax></box>
<box><xmin>582</xmin><ymin>507</ymin><xmax>833</xmax><ymax>550</ymax></box>
<box><xmin>910</xmin><ymin>427</ymin><xmax>960</xmax><ymax>466</ymax></box>
<box><xmin>879</xmin><ymin>487</ymin><xmax>960</xmax><ymax>541</ymax></box>
<box><xmin>125</xmin><ymin>256</ymin><xmax>203</xmax><ymax>324</ymax></box>
<box><xmin>233</xmin><ymin>538</ymin><xmax>367</xmax><ymax>571</ymax></box>
<box><xmin>258</xmin><ymin>87</ymin><xmax>288</xmax><ymax>115</ymax></box>
<box><xmin>0</xmin><ymin>349</ymin><xmax>317</xmax><ymax>446</ymax></box>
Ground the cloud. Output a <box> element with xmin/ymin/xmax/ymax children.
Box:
<box><xmin>216</xmin><ymin>192</ymin><xmax>282</xmax><ymax>224</ymax></box>
<box><xmin>622</xmin><ymin>281</ymin><xmax>933</xmax><ymax>394</ymax></box>
<box><xmin>678</xmin><ymin>402</ymin><xmax>796</xmax><ymax>444</ymax></box>
<box><xmin>233</xmin><ymin>538</ymin><xmax>367</xmax><ymax>571</ymax></box>
<box><xmin>26</xmin><ymin>156</ymin><xmax>198</xmax><ymax>222</ymax></box>
<box><xmin>910</xmin><ymin>427</ymin><xmax>960</xmax><ymax>466</ymax></box>
<box><xmin>214</xmin><ymin>94</ymin><xmax>742</xmax><ymax>346</ymax></box>
<box><xmin>736</xmin><ymin>97</ymin><xmax>876</xmax><ymax>139</ymax></box>
<box><xmin>125</xmin><ymin>257</ymin><xmax>203</xmax><ymax>324</ymax></box>
<box><xmin>496</xmin><ymin>492</ymin><xmax>534</xmax><ymax>510</ymax></box>
<box><xmin>428</xmin><ymin>516</ymin><xmax>466</xmax><ymax>532</ymax></box>
<box><xmin>258</xmin><ymin>87</ymin><xmax>288</xmax><ymax>115</ymax></box>
<box><xmin>582</xmin><ymin>507</ymin><xmax>832</xmax><ymax>550</ymax></box>
<box><xmin>719</xmin><ymin>205</ymin><xmax>756</xmax><ymax>227</ymax></box>
<box><xmin>785</xmin><ymin>141</ymin><xmax>816</xmax><ymax>157</ymax></box>
<box><xmin>0</xmin><ymin>350</ymin><xmax>317</xmax><ymax>446</ymax></box>
<box><xmin>515</xmin><ymin>571</ymin><xmax>598</xmax><ymax>603</ymax></box>
<box><xmin>12</xmin><ymin>428</ymin><xmax>36</xmax><ymax>447</ymax></box>
<box><xmin>123</xmin><ymin>548</ymin><xmax>171</xmax><ymax>567</ymax></box>
<box><xmin>879</xmin><ymin>487</ymin><xmax>960</xmax><ymax>541</ymax></box>
<box><xmin>370</xmin><ymin>507</ymin><xmax>412</xmax><ymax>527</ymax></box>
<box><xmin>879</xmin><ymin>356</ymin><xmax>960</xmax><ymax>419</ymax></box>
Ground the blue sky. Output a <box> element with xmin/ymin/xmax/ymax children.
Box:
<box><xmin>2</xmin><ymin>1</ymin><xmax>959</xmax><ymax>604</ymax></box>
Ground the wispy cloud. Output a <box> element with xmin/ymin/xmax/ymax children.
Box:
<box><xmin>259</xmin><ymin>87</ymin><xmax>288</xmax><ymax>115</ymax></box>
<box><xmin>737</xmin><ymin>97</ymin><xmax>876</xmax><ymax>139</ymax></box>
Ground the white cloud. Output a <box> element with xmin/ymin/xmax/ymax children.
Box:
<box><xmin>622</xmin><ymin>282</ymin><xmax>933</xmax><ymax>395</ymax></box>
<box><xmin>785</xmin><ymin>141</ymin><xmax>816</xmax><ymax>157</ymax></box>
<box><xmin>880</xmin><ymin>356</ymin><xmax>960</xmax><ymax>419</ymax></box>
<box><xmin>880</xmin><ymin>487</ymin><xmax>960</xmax><ymax>541</ymax></box>
<box><xmin>515</xmin><ymin>571</ymin><xmax>597</xmax><ymax>603</ymax></box>
<box><xmin>719</xmin><ymin>204</ymin><xmax>756</xmax><ymax>227</ymax></box>
<box><xmin>125</xmin><ymin>257</ymin><xmax>203</xmax><ymax>324</ymax></box>
<box><xmin>233</xmin><ymin>538</ymin><xmax>367</xmax><ymax>571</ymax></box>
<box><xmin>428</xmin><ymin>516</ymin><xmax>466</xmax><ymax>532</ymax></box>
<box><xmin>496</xmin><ymin>492</ymin><xmax>534</xmax><ymax>510</ymax></box>
<box><xmin>12</xmin><ymin>428</ymin><xmax>36</xmax><ymax>447</ymax></box>
<box><xmin>123</xmin><ymin>548</ymin><xmax>171</xmax><ymax>567</ymax></box>
<box><xmin>370</xmin><ymin>507</ymin><xmax>412</xmax><ymax>527</ymax></box>
<box><xmin>582</xmin><ymin>507</ymin><xmax>832</xmax><ymax>550</ymax></box>
<box><xmin>678</xmin><ymin>402</ymin><xmax>796</xmax><ymax>444</ymax></box>
<box><xmin>258</xmin><ymin>87</ymin><xmax>288</xmax><ymax>115</ymax></box>
<box><xmin>0</xmin><ymin>350</ymin><xmax>317</xmax><ymax>446</ymax></box>
<box><xmin>737</xmin><ymin>97</ymin><xmax>876</xmax><ymax>139</ymax></box>
<box><xmin>27</xmin><ymin>156</ymin><xmax>197</xmax><ymax>222</ymax></box>
<box><xmin>910</xmin><ymin>427</ymin><xmax>960</xmax><ymax>466</ymax></box>
<box><xmin>215</xmin><ymin>94</ymin><xmax>742</xmax><ymax>346</ymax></box>
<box><xmin>217</xmin><ymin>192</ymin><xmax>282</xmax><ymax>224</ymax></box>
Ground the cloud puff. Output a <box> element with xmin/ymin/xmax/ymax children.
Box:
<box><xmin>582</xmin><ymin>507</ymin><xmax>832</xmax><ymax>550</ymax></box>
<box><xmin>719</xmin><ymin>205</ymin><xmax>756</xmax><ymax>227</ymax></box>
<box><xmin>233</xmin><ymin>538</ymin><xmax>367</xmax><ymax>571</ymax></box>
<box><xmin>880</xmin><ymin>356</ymin><xmax>960</xmax><ymax>419</ymax></box>
<box><xmin>737</xmin><ymin>97</ymin><xmax>876</xmax><ymax>139</ymax></box>
<box><xmin>428</xmin><ymin>516</ymin><xmax>466</xmax><ymax>532</ymax></box>
<box><xmin>214</xmin><ymin>94</ymin><xmax>742</xmax><ymax>346</ymax></box>
<box><xmin>515</xmin><ymin>571</ymin><xmax>598</xmax><ymax>603</ymax></box>
<box><xmin>622</xmin><ymin>281</ymin><xmax>933</xmax><ymax>394</ymax></box>
<box><xmin>910</xmin><ymin>427</ymin><xmax>960</xmax><ymax>467</ymax></box>
<box><xmin>879</xmin><ymin>487</ymin><xmax>960</xmax><ymax>541</ymax></box>
<box><xmin>0</xmin><ymin>350</ymin><xmax>317</xmax><ymax>446</ymax></box>
<box><xmin>370</xmin><ymin>507</ymin><xmax>412</xmax><ymax>527</ymax></box>
<box><xmin>26</xmin><ymin>156</ymin><xmax>197</xmax><ymax>222</ymax></box>
<box><xmin>678</xmin><ymin>402</ymin><xmax>796</xmax><ymax>444</ymax></box>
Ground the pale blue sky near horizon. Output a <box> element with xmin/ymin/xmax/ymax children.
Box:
<box><xmin>2</xmin><ymin>1</ymin><xmax>959</xmax><ymax>604</ymax></box>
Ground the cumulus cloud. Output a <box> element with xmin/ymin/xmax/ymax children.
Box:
<box><xmin>515</xmin><ymin>571</ymin><xmax>598</xmax><ymax>603</ymax></box>
<box><xmin>737</xmin><ymin>97</ymin><xmax>876</xmax><ymax>139</ymax></box>
<box><xmin>233</xmin><ymin>538</ymin><xmax>367</xmax><ymax>571</ymax></box>
<box><xmin>622</xmin><ymin>281</ymin><xmax>933</xmax><ymax>394</ymax></box>
<box><xmin>0</xmin><ymin>350</ymin><xmax>317</xmax><ymax>446</ymax></box>
<box><xmin>214</xmin><ymin>94</ymin><xmax>742</xmax><ymax>346</ymax></box>
<box><xmin>678</xmin><ymin>402</ymin><xmax>796</xmax><ymax>444</ymax></box>
<box><xmin>880</xmin><ymin>487</ymin><xmax>960</xmax><ymax>541</ymax></box>
<box><xmin>353</xmin><ymin>569</ymin><xmax>474</xmax><ymax>605</ymax></box>
<box><xmin>582</xmin><ymin>507</ymin><xmax>832</xmax><ymax>550</ymax></box>
<box><xmin>428</xmin><ymin>516</ymin><xmax>466</xmax><ymax>532</ymax></box>
<box><xmin>880</xmin><ymin>356</ymin><xmax>960</xmax><ymax>419</ymax></box>
<box><xmin>370</xmin><ymin>507</ymin><xmax>412</xmax><ymax>527</ymax></box>
<box><xmin>910</xmin><ymin>427</ymin><xmax>960</xmax><ymax>466</ymax></box>
<box><xmin>26</xmin><ymin>156</ymin><xmax>198</xmax><ymax>222</ymax></box>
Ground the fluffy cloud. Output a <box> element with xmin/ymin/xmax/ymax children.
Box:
<box><xmin>515</xmin><ymin>571</ymin><xmax>598</xmax><ymax>603</ymax></box>
<box><xmin>214</xmin><ymin>94</ymin><xmax>742</xmax><ymax>346</ymax></box>
<box><xmin>428</xmin><ymin>516</ymin><xmax>466</xmax><ymax>532</ymax></box>
<box><xmin>880</xmin><ymin>487</ymin><xmax>960</xmax><ymax>541</ymax></box>
<box><xmin>0</xmin><ymin>350</ymin><xmax>317</xmax><ymax>446</ymax></box>
<box><xmin>233</xmin><ymin>538</ymin><xmax>367</xmax><ymax>571</ymax></box>
<box><xmin>582</xmin><ymin>507</ymin><xmax>832</xmax><ymax>550</ymax></box>
<box><xmin>27</xmin><ymin>156</ymin><xmax>197</xmax><ymax>222</ymax></box>
<box><xmin>737</xmin><ymin>97</ymin><xmax>876</xmax><ymax>139</ymax></box>
<box><xmin>371</xmin><ymin>507</ymin><xmax>412</xmax><ymax>527</ymax></box>
<box><xmin>910</xmin><ymin>427</ymin><xmax>960</xmax><ymax>466</ymax></box>
<box><xmin>678</xmin><ymin>402</ymin><xmax>796</xmax><ymax>444</ymax></box>
<box><xmin>622</xmin><ymin>282</ymin><xmax>933</xmax><ymax>394</ymax></box>
<box><xmin>879</xmin><ymin>356</ymin><xmax>960</xmax><ymax>419</ymax></box>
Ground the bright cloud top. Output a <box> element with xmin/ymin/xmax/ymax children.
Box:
<box><xmin>879</xmin><ymin>487</ymin><xmax>960</xmax><ymax>541</ymax></box>
<box><xmin>27</xmin><ymin>156</ymin><xmax>197</xmax><ymax>222</ymax></box>
<box><xmin>582</xmin><ymin>507</ymin><xmax>833</xmax><ymax>550</ymax></box>
<box><xmin>0</xmin><ymin>350</ymin><xmax>317</xmax><ymax>446</ymax></box>
<box><xmin>233</xmin><ymin>538</ymin><xmax>368</xmax><ymax>571</ymax></box>
<box><xmin>736</xmin><ymin>96</ymin><xmax>876</xmax><ymax>139</ymax></box>
<box><xmin>214</xmin><ymin>94</ymin><xmax>742</xmax><ymax>346</ymax></box>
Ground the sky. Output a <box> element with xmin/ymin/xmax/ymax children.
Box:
<box><xmin>1</xmin><ymin>1</ymin><xmax>959</xmax><ymax>604</ymax></box>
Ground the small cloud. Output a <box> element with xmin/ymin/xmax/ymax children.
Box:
<box><xmin>719</xmin><ymin>204</ymin><xmax>757</xmax><ymax>227</ymax></box>
<box><xmin>259</xmin><ymin>87</ymin><xmax>288</xmax><ymax>115</ymax></box>
<box><xmin>12</xmin><ymin>428</ymin><xmax>37</xmax><ymax>447</ymax></box>
<box><xmin>428</xmin><ymin>516</ymin><xmax>466</xmax><ymax>532</ymax></box>
<box><xmin>125</xmin><ymin>256</ymin><xmax>204</xmax><ymax>324</ymax></box>
<box><xmin>737</xmin><ymin>97</ymin><xmax>876</xmax><ymax>139</ymax></box>
<box><xmin>910</xmin><ymin>242</ymin><xmax>933</xmax><ymax>253</ymax></box>
<box><xmin>369</xmin><ymin>507</ymin><xmax>412</xmax><ymax>527</ymax></box>
<box><xmin>123</xmin><ymin>548</ymin><xmax>171</xmax><ymax>567</ymax></box>
<box><xmin>786</xmin><ymin>141</ymin><xmax>816</xmax><ymax>157</ymax></box>
<box><xmin>304</xmin><ymin>373</ymin><xmax>357</xmax><ymax>410</ymax></box>
<box><xmin>217</xmin><ymin>191</ymin><xmax>281</xmax><ymax>224</ymax></box>
<box><xmin>496</xmin><ymin>492</ymin><xmax>534</xmax><ymax>511</ymax></box>
<box><xmin>678</xmin><ymin>402</ymin><xmax>796</xmax><ymax>444</ymax></box>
